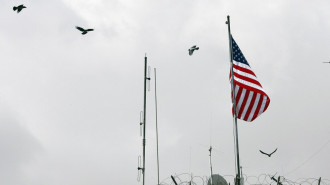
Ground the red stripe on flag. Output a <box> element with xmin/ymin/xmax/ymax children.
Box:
<box><xmin>243</xmin><ymin>92</ymin><xmax>257</xmax><ymax>121</ymax></box>
<box><xmin>251</xmin><ymin>94</ymin><xmax>264</xmax><ymax>121</ymax></box>
<box><xmin>235</xmin><ymin>86</ymin><xmax>243</xmax><ymax>115</ymax></box>
<box><xmin>233</xmin><ymin>64</ymin><xmax>256</xmax><ymax>77</ymax></box>
<box><xmin>233</xmin><ymin>72</ymin><xmax>262</xmax><ymax>87</ymax></box>
<box><xmin>234</xmin><ymin>80</ymin><xmax>268</xmax><ymax>97</ymax></box>
<box><xmin>264</xmin><ymin>97</ymin><xmax>270</xmax><ymax>113</ymax></box>
<box><xmin>237</xmin><ymin>89</ymin><xmax>250</xmax><ymax>118</ymax></box>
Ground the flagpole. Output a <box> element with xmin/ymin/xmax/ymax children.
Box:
<box><xmin>226</xmin><ymin>15</ymin><xmax>241</xmax><ymax>185</ymax></box>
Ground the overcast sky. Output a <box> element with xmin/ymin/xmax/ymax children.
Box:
<box><xmin>1</xmin><ymin>0</ymin><xmax>330</xmax><ymax>185</ymax></box>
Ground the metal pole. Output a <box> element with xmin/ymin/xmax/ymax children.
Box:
<box><xmin>209</xmin><ymin>146</ymin><xmax>213</xmax><ymax>185</ymax></box>
<box><xmin>142</xmin><ymin>54</ymin><xmax>148</xmax><ymax>185</ymax></box>
<box><xmin>154</xmin><ymin>68</ymin><xmax>160</xmax><ymax>185</ymax></box>
<box><xmin>226</xmin><ymin>15</ymin><xmax>241</xmax><ymax>185</ymax></box>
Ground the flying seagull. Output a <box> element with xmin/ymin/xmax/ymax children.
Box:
<box><xmin>188</xmin><ymin>45</ymin><xmax>199</xmax><ymax>56</ymax></box>
<box><xmin>13</xmin><ymin>4</ymin><xmax>26</xmax><ymax>13</ymax></box>
<box><xmin>259</xmin><ymin>148</ymin><xmax>277</xmax><ymax>157</ymax></box>
<box><xmin>75</xmin><ymin>26</ymin><xmax>94</xmax><ymax>35</ymax></box>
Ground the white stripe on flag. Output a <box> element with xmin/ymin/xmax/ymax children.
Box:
<box><xmin>241</xmin><ymin>91</ymin><xmax>254</xmax><ymax>119</ymax></box>
<box><xmin>234</xmin><ymin>85</ymin><xmax>240</xmax><ymax>114</ymax></box>
<box><xmin>247</xmin><ymin>93</ymin><xmax>261</xmax><ymax>122</ymax></box>
<box><xmin>233</xmin><ymin>60</ymin><xmax>252</xmax><ymax>71</ymax></box>
<box><xmin>257</xmin><ymin>96</ymin><xmax>267</xmax><ymax>116</ymax></box>
<box><xmin>233</xmin><ymin>68</ymin><xmax>258</xmax><ymax>81</ymax></box>
<box><xmin>234</xmin><ymin>76</ymin><xmax>265</xmax><ymax>93</ymax></box>
<box><xmin>237</xmin><ymin>87</ymin><xmax>246</xmax><ymax>113</ymax></box>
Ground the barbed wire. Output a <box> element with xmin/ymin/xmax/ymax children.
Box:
<box><xmin>159</xmin><ymin>173</ymin><xmax>330</xmax><ymax>185</ymax></box>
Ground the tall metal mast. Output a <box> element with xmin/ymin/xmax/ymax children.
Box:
<box><xmin>226</xmin><ymin>15</ymin><xmax>241</xmax><ymax>185</ymax></box>
<box><xmin>209</xmin><ymin>146</ymin><xmax>213</xmax><ymax>185</ymax></box>
<box><xmin>142</xmin><ymin>54</ymin><xmax>150</xmax><ymax>185</ymax></box>
<box><xmin>154</xmin><ymin>68</ymin><xmax>160</xmax><ymax>185</ymax></box>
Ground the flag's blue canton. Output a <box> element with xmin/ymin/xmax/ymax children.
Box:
<box><xmin>232</xmin><ymin>37</ymin><xmax>250</xmax><ymax>67</ymax></box>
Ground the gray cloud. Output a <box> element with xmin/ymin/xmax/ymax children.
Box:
<box><xmin>0</xmin><ymin>101</ymin><xmax>42</xmax><ymax>185</ymax></box>
<box><xmin>1</xmin><ymin>0</ymin><xmax>330</xmax><ymax>184</ymax></box>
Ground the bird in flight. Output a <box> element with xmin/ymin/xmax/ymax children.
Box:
<box><xmin>75</xmin><ymin>26</ymin><xmax>94</xmax><ymax>35</ymax></box>
<box><xmin>259</xmin><ymin>148</ymin><xmax>277</xmax><ymax>157</ymax></box>
<box><xmin>13</xmin><ymin>4</ymin><xmax>26</xmax><ymax>13</ymax></box>
<box><xmin>188</xmin><ymin>45</ymin><xmax>199</xmax><ymax>56</ymax></box>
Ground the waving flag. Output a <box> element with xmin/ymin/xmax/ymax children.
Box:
<box><xmin>230</xmin><ymin>37</ymin><xmax>270</xmax><ymax>122</ymax></box>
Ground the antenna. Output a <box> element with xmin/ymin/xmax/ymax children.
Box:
<box><xmin>140</xmin><ymin>54</ymin><xmax>149</xmax><ymax>185</ymax></box>
<box><xmin>137</xmin><ymin>155</ymin><xmax>142</xmax><ymax>181</ymax></box>
<box><xmin>154</xmin><ymin>68</ymin><xmax>160</xmax><ymax>185</ymax></box>
<box><xmin>209</xmin><ymin>146</ymin><xmax>213</xmax><ymax>185</ymax></box>
<box><xmin>140</xmin><ymin>111</ymin><xmax>143</xmax><ymax>136</ymax></box>
<box><xmin>240</xmin><ymin>166</ymin><xmax>243</xmax><ymax>185</ymax></box>
<box><xmin>147</xmin><ymin>66</ymin><xmax>151</xmax><ymax>91</ymax></box>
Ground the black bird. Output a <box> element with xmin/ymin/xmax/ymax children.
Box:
<box><xmin>188</xmin><ymin>45</ymin><xmax>199</xmax><ymax>56</ymax></box>
<box><xmin>13</xmin><ymin>4</ymin><xmax>26</xmax><ymax>13</ymax></box>
<box><xmin>75</xmin><ymin>26</ymin><xmax>94</xmax><ymax>35</ymax></box>
<box><xmin>259</xmin><ymin>148</ymin><xmax>277</xmax><ymax>157</ymax></box>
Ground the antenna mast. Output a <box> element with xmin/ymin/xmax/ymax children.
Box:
<box><xmin>209</xmin><ymin>146</ymin><xmax>213</xmax><ymax>185</ymax></box>
<box><xmin>138</xmin><ymin>54</ymin><xmax>150</xmax><ymax>185</ymax></box>
<box><xmin>142</xmin><ymin>54</ymin><xmax>150</xmax><ymax>185</ymax></box>
<box><xmin>154</xmin><ymin>68</ymin><xmax>160</xmax><ymax>185</ymax></box>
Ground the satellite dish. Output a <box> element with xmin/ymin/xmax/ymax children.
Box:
<box><xmin>207</xmin><ymin>174</ymin><xmax>228</xmax><ymax>185</ymax></box>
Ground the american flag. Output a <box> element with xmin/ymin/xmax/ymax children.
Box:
<box><xmin>230</xmin><ymin>36</ymin><xmax>270</xmax><ymax>122</ymax></box>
